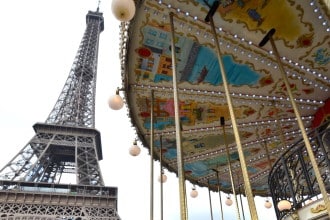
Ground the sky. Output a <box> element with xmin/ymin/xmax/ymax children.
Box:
<box><xmin>0</xmin><ymin>0</ymin><xmax>277</xmax><ymax>219</ymax></box>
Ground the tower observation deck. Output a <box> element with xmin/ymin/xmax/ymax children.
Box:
<box><xmin>0</xmin><ymin>8</ymin><xmax>120</xmax><ymax>220</ymax></box>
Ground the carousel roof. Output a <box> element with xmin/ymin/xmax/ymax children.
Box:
<box><xmin>119</xmin><ymin>0</ymin><xmax>330</xmax><ymax>196</ymax></box>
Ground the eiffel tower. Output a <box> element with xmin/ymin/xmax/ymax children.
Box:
<box><xmin>0</xmin><ymin>7</ymin><xmax>121</xmax><ymax>220</ymax></box>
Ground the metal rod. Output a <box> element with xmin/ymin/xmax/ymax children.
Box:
<box><xmin>297</xmin><ymin>148</ymin><xmax>314</xmax><ymax>195</ymax></box>
<box><xmin>238</xmin><ymin>185</ymin><xmax>246</xmax><ymax>220</ymax></box>
<box><xmin>206</xmin><ymin>5</ymin><xmax>259</xmax><ymax>219</ymax></box>
<box><xmin>263</xmin><ymin>141</ymin><xmax>272</xmax><ymax>171</ymax></box>
<box><xmin>272</xmin><ymin>101</ymin><xmax>287</xmax><ymax>149</ymax></box>
<box><xmin>160</xmin><ymin>135</ymin><xmax>164</xmax><ymax>220</ymax></box>
<box><xmin>263</xmin><ymin>141</ymin><xmax>275</xmax><ymax>208</ymax></box>
<box><xmin>208</xmin><ymin>181</ymin><xmax>214</xmax><ymax>220</ymax></box>
<box><xmin>186</xmin><ymin>186</ymin><xmax>190</xmax><ymax>219</ymax></box>
<box><xmin>260</xmin><ymin>28</ymin><xmax>330</xmax><ymax>216</ymax></box>
<box><xmin>281</xmin><ymin>157</ymin><xmax>297</xmax><ymax>206</ymax></box>
<box><xmin>214</xmin><ymin>170</ymin><xmax>224</xmax><ymax>220</ymax></box>
<box><xmin>186</xmin><ymin>187</ymin><xmax>189</xmax><ymax>219</ymax></box>
<box><xmin>150</xmin><ymin>90</ymin><xmax>155</xmax><ymax>220</ymax></box>
<box><xmin>169</xmin><ymin>12</ymin><xmax>188</xmax><ymax>220</ymax></box>
<box><xmin>222</xmin><ymin>118</ymin><xmax>241</xmax><ymax>220</ymax></box>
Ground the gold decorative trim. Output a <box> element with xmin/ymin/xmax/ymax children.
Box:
<box><xmin>310</xmin><ymin>204</ymin><xmax>326</xmax><ymax>213</ymax></box>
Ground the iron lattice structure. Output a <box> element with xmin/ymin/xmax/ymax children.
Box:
<box><xmin>0</xmin><ymin>9</ymin><xmax>121</xmax><ymax>220</ymax></box>
<box><xmin>269</xmin><ymin>120</ymin><xmax>330</xmax><ymax>219</ymax></box>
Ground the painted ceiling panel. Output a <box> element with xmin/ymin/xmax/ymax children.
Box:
<box><xmin>121</xmin><ymin>0</ymin><xmax>330</xmax><ymax>196</ymax></box>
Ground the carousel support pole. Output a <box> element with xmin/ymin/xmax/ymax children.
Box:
<box><xmin>264</xmin><ymin>141</ymin><xmax>272</xmax><ymax>171</ymax></box>
<box><xmin>272</xmin><ymin>101</ymin><xmax>288</xmax><ymax>148</ymax></box>
<box><xmin>238</xmin><ymin>185</ymin><xmax>246</xmax><ymax>220</ymax></box>
<box><xmin>213</xmin><ymin>169</ymin><xmax>224</xmax><ymax>220</ymax></box>
<box><xmin>263</xmin><ymin>141</ymin><xmax>275</xmax><ymax>208</ymax></box>
<box><xmin>169</xmin><ymin>12</ymin><xmax>188</xmax><ymax>220</ymax></box>
<box><xmin>221</xmin><ymin>117</ymin><xmax>241</xmax><ymax>220</ymax></box>
<box><xmin>259</xmin><ymin>28</ymin><xmax>330</xmax><ymax>216</ymax></box>
<box><xmin>205</xmin><ymin>2</ymin><xmax>259</xmax><ymax>219</ymax></box>
<box><xmin>150</xmin><ymin>90</ymin><xmax>155</xmax><ymax>220</ymax></box>
<box><xmin>160</xmin><ymin>135</ymin><xmax>164</xmax><ymax>220</ymax></box>
<box><xmin>208</xmin><ymin>181</ymin><xmax>214</xmax><ymax>220</ymax></box>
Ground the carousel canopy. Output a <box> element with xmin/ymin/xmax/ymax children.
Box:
<box><xmin>119</xmin><ymin>0</ymin><xmax>330</xmax><ymax>196</ymax></box>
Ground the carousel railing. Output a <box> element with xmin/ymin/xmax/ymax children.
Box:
<box><xmin>269</xmin><ymin>120</ymin><xmax>330</xmax><ymax>219</ymax></box>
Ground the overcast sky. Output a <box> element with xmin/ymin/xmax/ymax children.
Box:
<box><xmin>0</xmin><ymin>0</ymin><xmax>276</xmax><ymax>219</ymax></box>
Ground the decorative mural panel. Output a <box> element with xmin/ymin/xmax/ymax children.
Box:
<box><xmin>137</xmin><ymin>24</ymin><xmax>262</xmax><ymax>86</ymax></box>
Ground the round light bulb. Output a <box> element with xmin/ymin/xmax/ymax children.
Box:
<box><xmin>108</xmin><ymin>94</ymin><xmax>124</xmax><ymax>110</ymax></box>
<box><xmin>277</xmin><ymin>200</ymin><xmax>291</xmax><ymax>211</ymax></box>
<box><xmin>225</xmin><ymin>196</ymin><xmax>233</xmax><ymax>206</ymax></box>
<box><xmin>111</xmin><ymin>0</ymin><xmax>136</xmax><ymax>22</ymax></box>
<box><xmin>190</xmin><ymin>188</ymin><xmax>198</xmax><ymax>198</ymax></box>
<box><xmin>264</xmin><ymin>200</ymin><xmax>272</xmax><ymax>209</ymax></box>
<box><xmin>158</xmin><ymin>174</ymin><xmax>167</xmax><ymax>183</ymax></box>
<box><xmin>129</xmin><ymin>142</ymin><xmax>141</xmax><ymax>156</ymax></box>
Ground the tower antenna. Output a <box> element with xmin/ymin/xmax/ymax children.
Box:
<box><xmin>97</xmin><ymin>0</ymin><xmax>101</xmax><ymax>12</ymax></box>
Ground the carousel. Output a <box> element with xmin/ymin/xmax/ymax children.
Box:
<box><xmin>109</xmin><ymin>0</ymin><xmax>330</xmax><ymax>219</ymax></box>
